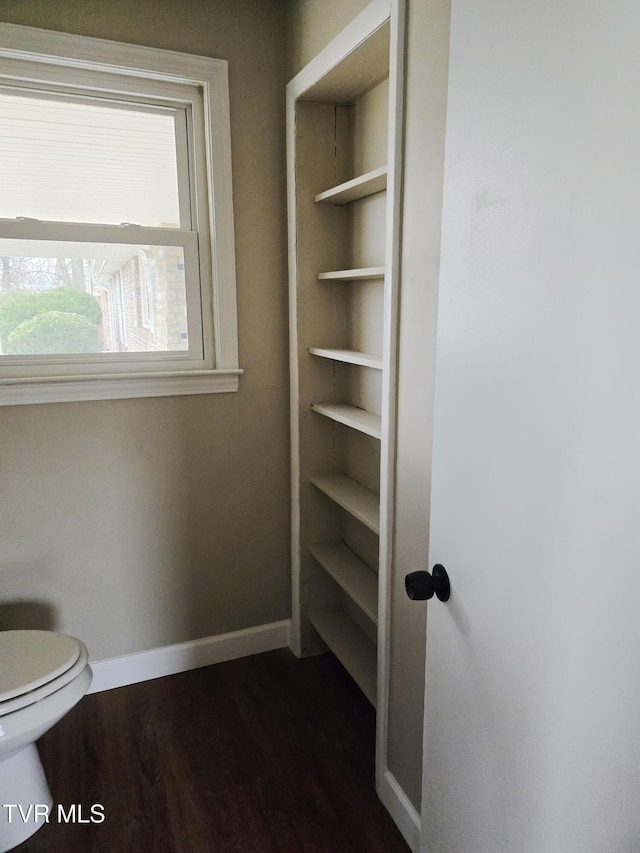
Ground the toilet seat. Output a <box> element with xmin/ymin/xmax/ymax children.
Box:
<box><xmin>0</xmin><ymin>631</ymin><xmax>87</xmax><ymax>717</ymax></box>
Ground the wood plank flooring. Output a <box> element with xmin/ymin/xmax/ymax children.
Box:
<box><xmin>17</xmin><ymin>649</ymin><xmax>412</xmax><ymax>852</ymax></box>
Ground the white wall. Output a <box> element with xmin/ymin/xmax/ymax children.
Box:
<box><xmin>0</xmin><ymin>0</ymin><xmax>290</xmax><ymax>660</ymax></box>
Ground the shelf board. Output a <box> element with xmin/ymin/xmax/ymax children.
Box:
<box><xmin>311</xmin><ymin>402</ymin><xmax>381</xmax><ymax>439</ymax></box>
<box><xmin>295</xmin><ymin>19</ymin><xmax>390</xmax><ymax>105</ymax></box>
<box><xmin>314</xmin><ymin>166</ymin><xmax>387</xmax><ymax>205</ymax></box>
<box><xmin>309</xmin><ymin>607</ymin><xmax>377</xmax><ymax>706</ymax></box>
<box><xmin>311</xmin><ymin>473</ymin><xmax>380</xmax><ymax>534</ymax></box>
<box><xmin>310</xmin><ymin>542</ymin><xmax>378</xmax><ymax>624</ymax></box>
<box><xmin>317</xmin><ymin>267</ymin><xmax>385</xmax><ymax>282</ymax></box>
<box><xmin>309</xmin><ymin>348</ymin><xmax>383</xmax><ymax>370</ymax></box>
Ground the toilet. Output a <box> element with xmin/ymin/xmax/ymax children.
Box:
<box><xmin>0</xmin><ymin>630</ymin><xmax>92</xmax><ymax>852</ymax></box>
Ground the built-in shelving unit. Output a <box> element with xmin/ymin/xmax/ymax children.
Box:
<box><xmin>287</xmin><ymin>0</ymin><xmax>404</xmax><ymax>779</ymax></box>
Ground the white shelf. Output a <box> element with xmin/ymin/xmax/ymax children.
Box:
<box><xmin>293</xmin><ymin>17</ymin><xmax>390</xmax><ymax>105</ymax></box>
<box><xmin>311</xmin><ymin>403</ymin><xmax>381</xmax><ymax>439</ymax></box>
<box><xmin>311</xmin><ymin>472</ymin><xmax>380</xmax><ymax>534</ymax></box>
<box><xmin>311</xmin><ymin>542</ymin><xmax>378</xmax><ymax>624</ymax></box>
<box><xmin>309</xmin><ymin>607</ymin><xmax>377</xmax><ymax>705</ymax></box>
<box><xmin>309</xmin><ymin>348</ymin><xmax>383</xmax><ymax>370</ymax></box>
<box><xmin>317</xmin><ymin>267</ymin><xmax>385</xmax><ymax>281</ymax></box>
<box><xmin>314</xmin><ymin>166</ymin><xmax>387</xmax><ymax>205</ymax></box>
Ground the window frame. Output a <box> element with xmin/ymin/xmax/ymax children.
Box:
<box><xmin>0</xmin><ymin>23</ymin><xmax>241</xmax><ymax>405</ymax></box>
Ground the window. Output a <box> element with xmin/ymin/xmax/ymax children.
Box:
<box><xmin>0</xmin><ymin>24</ymin><xmax>240</xmax><ymax>404</ymax></box>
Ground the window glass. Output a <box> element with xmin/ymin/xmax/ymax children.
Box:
<box><xmin>0</xmin><ymin>91</ymin><xmax>181</xmax><ymax>227</ymax></box>
<box><xmin>0</xmin><ymin>242</ymin><xmax>188</xmax><ymax>355</ymax></box>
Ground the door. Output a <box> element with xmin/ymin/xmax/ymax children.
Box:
<box><xmin>420</xmin><ymin>2</ymin><xmax>640</xmax><ymax>850</ymax></box>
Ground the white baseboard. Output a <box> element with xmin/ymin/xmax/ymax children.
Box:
<box><xmin>378</xmin><ymin>769</ymin><xmax>421</xmax><ymax>852</ymax></box>
<box><xmin>87</xmin><ymin>619</ymin><xmax>291</xmax><ymax>694</ymax></box>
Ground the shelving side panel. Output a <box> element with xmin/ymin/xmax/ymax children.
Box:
<box><xmin>373</xmin><ymin>0</ymin><xmax>406</xmax><ymax>790</ymax></box>
<box><xmin>347</xmin><ymin>363</ymin><xmax>383</xmax><ymax>422</ymax></box>
<box><xmin>347</xmin><ymin>278</ymin><xmax>385</xmax><ymax>360</ymax></box>
<box><xmin>351</xmin><ymin>193</ymin><xmax>387</xmax><ymax>269</ymax></box>
<box><xmin>341</xmin><ymin>512</ymin><xmax>380</xmax><ymax>576</ymax></box>
<box><xmin>352</xmin><ymin>77</ymin><xmax>390</xmax><ymax>177</ymax></box>
<box><xmin>344</xmin><ymin>429</ymin><xmax>381</xmax><ymax>499</ymax></box>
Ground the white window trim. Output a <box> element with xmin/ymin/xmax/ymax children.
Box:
<box><xmin>0</xmin><ymin>23</ymin><xmax>241</xmax><ymax>405</ymax></box>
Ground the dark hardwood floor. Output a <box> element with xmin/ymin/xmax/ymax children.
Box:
<box><xmin>16</xmin><ymin>649</ymin><xmax>411</xmax><ymax>852</ymax></box>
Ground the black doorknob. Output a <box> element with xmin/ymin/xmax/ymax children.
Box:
<box><xmin>405</xmin><ymin>564</ymin><xmax>450</xmax><ymax>602</ymax></box>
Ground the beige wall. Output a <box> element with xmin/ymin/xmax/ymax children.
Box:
<box><xmin>0</xmin><ymin>0</ymin><xmax>290</xmax><ymax>660</ymax></box>
<box><xmin>285</xmin><ymin>0</ymin><xmax>451</xmax><ymax>813</ymax></box>
<box><xmin>285</xmin><ymin>0</ymin><xmax>371</xmax><ymax>79</ymax></box>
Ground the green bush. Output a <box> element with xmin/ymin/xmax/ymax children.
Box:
<box><xmin>6</xmin><ymin>310</ymin><xmax>101</xmax><ymax>354</ymax></box>
<box><xmin>0</xmin><ymin>287</ymin><xmax>102</xmax><ymax>346</ymax></box>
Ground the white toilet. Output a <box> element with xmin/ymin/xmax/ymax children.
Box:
<box><xmin>0</xmin><ymin>630</ymin><xmax>92</xmax><ymax>852</ymax></box>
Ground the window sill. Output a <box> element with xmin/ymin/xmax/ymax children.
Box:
<box><xmin>0</xmin><ymin>369</ymin><xmax>243</xmax><ymax>406</ymax></box>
